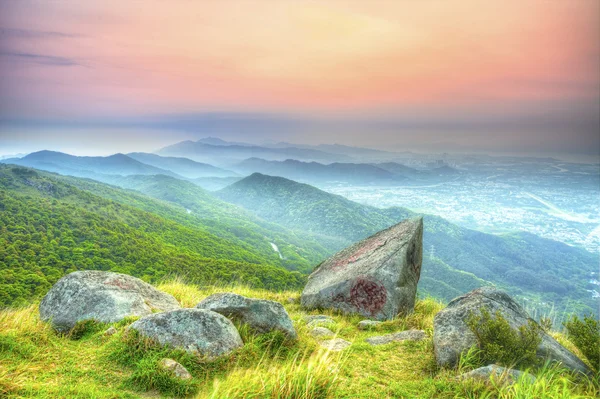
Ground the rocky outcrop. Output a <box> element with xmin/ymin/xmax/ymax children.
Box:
<box><xmin>130</xmin><ymin>309</ymin><xmax>243</xmax><ymax>358</ymax></box>
<box><xmin>433</xmin><ymin>287</ymin><xmax>591</xmax><ymax>374</ymax></box>
<box><xmin>196</xmin><ymin>293</ymin><xmax>296</xmax><ymax>339</ymax></box>
<box><xmin>39</xmin><ymin>271</ymin><xmax>180</xmax><ymax>332</ymax></box>
<box><xmin>159</xmin><ymin>358</ymin><xmax>192</xmax><ymax>380</ymax></box>
<box><xmin>301</xmin><ymin>217</ymin><xmax>423</xmax><ymax>320</ymax></box>
<box><xmin>459</xmin><ymin>365</ymin><xmax>536</xmax><ymax>385</ymax></box>
<box><xmin>365</xmin><ymin>329</ymin><xmax>426</xmax><ymax>346</ymax></box>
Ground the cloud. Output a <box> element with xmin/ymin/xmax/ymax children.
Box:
<box><xmin>0</xmin><ymin>27</ymin><xmax>82</xmax><ymax>39</ymax></box>
<box><xmin>0</xmin><ymin>51</ymin><xmax>81</xmax><ymax>66</ymax></box>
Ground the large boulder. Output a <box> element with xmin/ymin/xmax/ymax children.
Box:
<box><xmin>130</xmin><ymin>308</ymin><xmax>243</xmax><ymax>357</ymax></box>
<box><xmin>433</xmin><ymin>287</ymin><xmax>591</xmax><ymax>374</ymax></box>
<box><xmin>39</xmin><ymin>271</ymin><xmax>180</xmax><ymax>332</ymax></box>
<box><xmin>196</xmin><ymin>293</ymin><xmax>297</xmax><ymax>339</ymax></box>
<box><xmin>301</xmin><ymin>217</ymin><xmax>423</xmax><ymax>320</ymax></box>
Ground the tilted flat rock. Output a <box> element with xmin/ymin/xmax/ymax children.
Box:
<box><xmin>39</xmin><ymin>271</ymin><xmax>180</xmax><ymax>332</ymax></box>
<box><xmin>130</xmin><ymin>308</ymin><xmax>243</xmax><ymax>357</ymax></box>
<box><xmin>459</xmin><ymin>364</ymin><xmax>536</xmax><ymax>386</ymax></box>
<box><xmin>433</xmin><ymin>287</ymin><xmax>591</xmax><ymax>374</ymax></box>
<box><xmin>196</xmin><ymin>293</ymin><xmax>296</xmax><ymax>339</ymax></box>
<box><xmin>365</xmin><ymin>329</ymin><xmax>426</xmax><ymax>346</ymax></box>
<box><xmin>301</xmin><ymin>217</ymin><xmax>423</xmax><ymax>320</ymax></box>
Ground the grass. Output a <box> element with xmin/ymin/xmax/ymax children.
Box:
<box><xmin>0</xmin><ymin>279</ymin><xmax>597</xmax><ymax>398</ymax></box>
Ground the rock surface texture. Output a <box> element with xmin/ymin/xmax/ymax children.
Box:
<box><xmin>301</xmin><ymin>217</ymin><xmax>423</xmax><ymax>320</ymax></box>
<box><xmin>433</xmin><ymin>287</ymin><xmax>591</xmax><ymax>374</ymax></box>
<box><xmin>310</xmin><ymin>327</ymin><xmax>335</xmax><ymax>338</ymax></box>
<box><xmin>319</xmin><ymin>338</ymin><xmax>352</xmax><ymax>351</ymax></box>
<box><xmin>365</xmin><ymin>329</ymin><xmax>426</xmax><ymax>346</ymax></box>
<box><xmin>39</xmin><ymin>271</ymin><xmax>180</xmax><ymax>332</ymax></box>
<box><xmin>196</xmin><ymin>293</ymin><xmax>296</xmax><ymax>339</ymax></box>
<box><xmin>130</xmin><ymin>308</ymin><xmax>243</xmax><ymax>357</ymax></box>
<box><xmin>303</xmin><ymin>315</ymin><xmax>335</xmax><ymax>326</ymax></box>
<box><xmin>459</xmin><ymin>365</ymin><xmax>536</xmax><ymax>386</ymax></box>
<box><xmin>159</xmin><ymin>358</ymin><xmax>192</xmax><ymax>380</ymax></box>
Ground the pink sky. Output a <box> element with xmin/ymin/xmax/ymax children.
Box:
<box><xmin>0</xmin><ymin>0</ymin><xmax>598</xmax><ymax>157</ymax></box>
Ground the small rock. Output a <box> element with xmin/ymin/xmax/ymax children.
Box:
<box><xmin>196</xmin><ymin>293</ymin><xmax>296</xmax><ymax>339</ymax></box>
<box><xmin>130</xmin><ymin>309</ymin><xmax>243</xmax><ymax>358</ymax></box>
<box><xmin>301</xmin><ymin>217</ymin><xmax>423</xmax><ymax>320</ymax></box>
<box><xmin>319</xmin><ymin>338</ymin><xmax>351</xmax><ymax>351</ymax></box>
<box><xmin>459</xmin><ymin>364</ymin><xmax>536</xmax><ymax>386</ymax></box>
<box><xmin>366</xmin><ymin>329</ymin><xmax>427</xmax><ymax>346</ymax></box>
<box><xmin>287</xmin><ymin>297</ymin><xmax>297</xmax><ymax>304</ymax></box>
<box><xmin>39</xmin><ymin>271</ymin><xmax>180</xmax><ymax>332</ymax></box>
<box><xmin>159</xmin><ymin>358</ymin><xmax>192</xmax><ymax>380</ymax></box>
<box><xmin>358</xmin><ymin>320</ymin><xmax>382</xmax><ymax>330</ymax></box>
<box><xmin>310</xmin><ymin>327</ymin><xmax>335</xmax><ymax>338</ymax></box>
<box><xmin>103</xmin><ymin>326</ymin><xmax>117</xmax><ymax>336</ymax></box>
<box><xmin>304</xmin><ymin>315</ymin><xmax>335</xmax><ymax>327</ymax></box>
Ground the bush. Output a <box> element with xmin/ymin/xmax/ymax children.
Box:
<box><xmin>467</xmin><ymin>308</ymin><xmax>542</xmax><ymax>369</ymax></box>
<box><xmin>563</xmin><ymin>314</ymin><xmax>599</xmax><ymax>372</ymax></box>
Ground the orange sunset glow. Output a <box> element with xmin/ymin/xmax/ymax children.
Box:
<box><xmin>0</xmin><ymin>0</ymin><xmax>598</xmax><ymax>157</ymax></box>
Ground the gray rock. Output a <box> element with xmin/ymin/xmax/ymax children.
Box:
<box><xmin>433</xmin><ymin>287</ymin><xmax>592</xmax><ymax>374</ymax></box>
<box><xmin>459</xmin><ymin>364</ymin><xmax>536</xmax><ymax>385</ymax></box>
<box><xmin>130</xmin><ymin>308</ymin><xmax>243</xmax><ymax>357</ymax></box>
<box><xmin>103</xmin><ymin>326</ymin><xmax>118</xmax><ymax>336</ymax></box>
<box><xmin>196</xmin><ymin>293</ymin><xmax>296</xmax><ymax>339</ymax></box>
<box><xmin>301</xmin><ymin>218</ymin><xmax>423</xmax><ymax>320</ymax></box>
<box><xmin>310</xmin><ymin>327</ymin><xmax>335</xmax><ymax>338</ymax></box>
<box><xmin>303</xmin><ymin>315</ymin><xmax>335</xmax><ymax>327</ymax></box>
<box><xmin>358</xmin><ymin>320</ymin><xmax>382</xmax><ymax>330</ymax></box>
<box><xmin>365</xmin><ymin>329</ymin><xmax>426</xmax><ymax>346</ymax></box>
<box><xmin>159</xmin><ymin>358</ymin><xmax>192</xmax><ymax>380</ymax></box>
<box><xmin>319</xmin><ymin>338</ymin><xmax>351</xmax><ymax>351</ymax></box>
<box><xmin>39</xmin><ymin>271</ymin><xmax>180</xmax><ymax>332</ymax></box>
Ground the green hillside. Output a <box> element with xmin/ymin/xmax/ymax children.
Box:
<box><xmin>217</xmin><ymin>173</ymin><xmax>598</xmax><ymax>319</ymax></box>
<box><xmin>56</xmin><ymin>173</ymin><xmax>333</xmax><ymax>272</ymax></box>
<box><xmin>0</xmin><ymin>166</ymin><xmax>305</xmax><ymax>307</ymax></box>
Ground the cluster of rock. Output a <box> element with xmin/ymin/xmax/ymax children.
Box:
<box><xmin>39</xmin><ymin>216</ymin><xmax>593</xmax><ymax>386</ymax></box>
<box><xmin>40</xmin><ymin>271</ymin><xmax>296</xmax><ymax>361</ymax></box>
<box><xmin>298</xmin><ymin>216</ymin><xmax>592</xmax><ymax>379</ymax></box>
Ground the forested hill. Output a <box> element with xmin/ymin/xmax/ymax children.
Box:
<box><xmin>55</xmin><ymin>173</ymin><xmax>334</xmax><ymax>272</ymax></box>
<box><xmin>0</xmin><ymin>165</ymin><xmax>305</xmax><ymax>307</ymax></box>
<box><xmin>217</xmin><ymin>173</ymin><xmax>598</xmax><ymax>318</ymax></box>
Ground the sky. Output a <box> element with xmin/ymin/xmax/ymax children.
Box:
<box><xmin>0</xmin><ymin>0</ymin><xmax>598</xmax><ymax>160</ymax></box>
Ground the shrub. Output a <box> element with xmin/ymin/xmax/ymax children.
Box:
<box><xmin>563</xmin><ymin>314</ymin><xmax>600</xmax><ymax>372</ymax></box>
<box><xmin>466</xmin><ymin>308</ymin><xmax>542</xmax><ymax>369</ymax></box>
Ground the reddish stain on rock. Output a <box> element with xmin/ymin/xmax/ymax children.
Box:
<box><xmin>104</xmin><ymin>278</ymin><xmax>135</xmax><ymax>290</ymax></box>
<box><xmin>331</xmin><ymin>240</ymin><xmax>385</xmax><ymax>271</ymax></box>
<box><xmin>349</xmin><ymin>278</ymin><xmax>387</xmax><ymax>316</ymax></box>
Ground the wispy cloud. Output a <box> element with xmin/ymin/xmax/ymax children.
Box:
<box><xmin>0</xmin><ymin>51</ymin><xmax>81</xmax><ymax>66</ymax></box>
<box><xmin>0</xmin><ymin>27</ymin><xmax>82</xmax><ymax>39</ymax></box>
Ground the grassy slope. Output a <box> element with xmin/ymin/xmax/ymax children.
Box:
<box><xmin>1</xmin><ymin>281</ymin><xmax>597</xmax><ymax>399</ymax></box>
